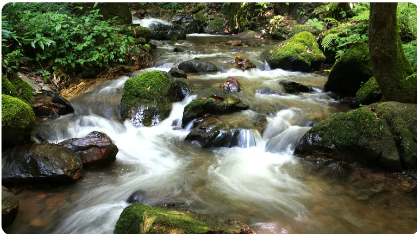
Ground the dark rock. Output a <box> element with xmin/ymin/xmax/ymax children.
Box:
<box><xmin>33</xmin><ymin>102</ymin><xmax>68</xmax><ymax>118</ymax></box>
<box><xmin>255</xmin><ymin>88</ymin><xmax>285</xmax><ymax>96</ymax></box>
<box><xmin>324</xmin><ymin>42</ymin><xmax>372</xmax><ymax>96</ymax></box>
<box><xmin>58</xmin><ymin>132</ymin><xmax>118</xmax><ymax>167</ymax></box>
<box><xmin>220</xmin><ymin>77</ymin><xmax>241</xmax><ymax>92</ymax></box>
<box><xmin>234</xmin><ymin>55</ymin><xmax>256</xmax><ymax>71</ymax></box>
<box><xmin>52</xmin><ymin>95</ymin><xmax>75</xmax><ymax>113</ymax></box>
<box><xmin>150</xmin><ymin>24</ymin><xmax>186</xmax><ymax>40</ymax></box>
<box><xmin>294</xmin><ymin>102</ymin><xmax>417</xmax><ymax>171</ymax></box>
<box><xmin>2</xmin><ymin>186</ymin><xmax>19</xmax><ymax>229</ymax></box>
<box><xmin>127</xmin><ymin>190</ymin><xmax>147</xmax><ymax>203</ymax></box>
<box><xmin>178</xmin><ymin>59</ymin><xmax>218</xmax><ymax>73</ymax></box>
<box><xmin>168</xmin><ymin>67</ymin><xmax>187</xmax><ymax>79</ymax></box>
<box><xmin>173</xmin><ymin>47</ymin><xmax>185</xmax><ymax>53</ymax></box>
<box><xmin>2</xmin><ymin>143</ymin><xmax>84</xmax><ymax>186</ymax></box>
<box><xmin>279</xmin><ymin>81</ymin><xmax>312</xmax><ymax>94</ymax></box>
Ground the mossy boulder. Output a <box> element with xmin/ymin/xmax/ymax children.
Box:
<box><xmin>120</xmin><ymin>71</ymin><xmax>189</xmax><ymax>127</ymax></box>
<box><xmin>178</xmin><ymin>59</ymin><xmax>218</xmax><ymax>74</ymax></box>
<box><xmin>114</xmin><ymin>202</ymin><xmax>254</xmax><ymax>234</ymax></box>
<box><xmin>2</xmin><ymin>94</ymin><xmax>36</xmax><ymax>148</ymax></box>
<box><xmin>2</xmin><ymin>75</ymin><xmax>18</xmax><ymax>97</ymax></box>
<box><xmin>132</xmin><ymin>26</ymin><xmax>151</xmax><ymax>43</ymax></box>
<box><xmin>4</xmin><ymin>73</ymin><xmax>34</xmax><ymax>106</ymax></box>
<box><xmin>288</xmin><ymin>24</ymin><xmax>320</xmax><ymax>38</ymax></box>
<box><xmin>261</xmin><ymin>31</ymin><xmax>326</xmax><ymax>71</ymax></box>
<box><xmin>294</xmin><ymin>102</ymin><xmax>417</xmax><ymax>171</ymax></box>
<box><xmin>2</xmin><ymin>143</ymin><xmax>84</xmax><ymax>186</ymax></box>
<box><xmin>182</xmin><ymin>87</ymin><xmax>249</xmax><ymax>127</ymax></box>
<box><xmin>324</xmin><ymin>42</ymin><xmax>373</xmax><ymax>96</ymax></box>
<box><xmin>355</xmin><ymin>77</ymin><xmax>382</xmax><ymax>105</ymax></box>
<box><xmin>2</xmin><ymin>186</ymin><xmax>19</xmax><ymax>229</ymax></box>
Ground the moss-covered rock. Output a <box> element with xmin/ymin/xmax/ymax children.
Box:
<box><xmin>2</xmin><ymin>75</ymin><xmax>18</xmax><ymax>97</ymax></box>
<box><xmin>132</xmin><ymin>26</ymin><xmax>151</xmax><ymax>43</ymax></box>
<box><xmin>5</xmin><ymin>73</ymin><xmax>34</xmax><ymax>106</ymax></box>
<box><xmin>120</xmin><ymin>71</ymin><xmax>189</xmax><ymax>127</ymax></box>
<box><xmin>288</xmin><ymin>24</ymin><xmax>320</xmax><ymax>38</ymax></box>
<box><xmin>114</xmin><ymin>202</ymin><xmax>254</xmax><ymax>234</ymax></box>
<box><xmin>355</xmin><ymin>77</ymin><xmax>382</xmax><ymax>105</ymax></box>
<box><xmin>261</xmin><ymin>31</ymin><xmax>326</xmax><ymax>71</ymax></box>
<box><xmin>2</xmin><ymin>186</ymin><xmax>19</xmax><ymax>229</ymax></box>
<box><xmin>2</xmin><ymin>94</ymin><xmax>36</xmax><ymax>148</ymax></box>
<box><xmin>295</xmin><ymin>102</ymin><xmax>417</xmax><ymax>171</ymax></box>
<box><xmin>206</xmin><ymin>18</ymin><xmax>224</xmax><ymax>34</ymax></box>
<box><xmin>324</xmin><ymin>41</ymin><xmax>373</xmax><ymax>97</ymax></box>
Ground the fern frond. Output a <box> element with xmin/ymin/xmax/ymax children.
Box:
<box><xmin>322</xmin><ymin>33</ymin><xmax>339</xmax><ymax>50</ymax></box>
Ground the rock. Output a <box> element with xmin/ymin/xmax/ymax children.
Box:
<box><xmin>2</xmin><ymin>186</ymin><xmax>19</xmax><ymax>229</ymax></box>
<box><xmin>52</xmin><ymin>94</ymin><xmax>75</xmax><ymax>113</ymax></box>
<box><xmin>182</xmin><ymin>88</ymin><xmax>249</xmax><ymax>127</ymax></box>
<box><xmin>279</xmin><ymin>81</ymin><xmax>312</xmax><ymax>94</ymax></box>
<box><xmin>33</xmin><ymin>102</ymin><xmax>68</xmax><ymax>118</ymax></box>
<box><xmin>260</xmin><ymin>31</ymin><xmax>326</xmax><ymax>71</ymax></box>
<box><xmin>355</xmin><ymin>77</ymin><xmax>382</xmax><ymax>105</ymax></box>
<box><xmin>168</xmin><ymin>67</ymin><xmax>187</xmax><ymax>79</ymax></box>
<box><xmin>185</xmin><ymin>116</ymin><xmax>240</xmax><ymax>148</ymax></box>
<box><xmin>132</xmin><ymin>26</ymin><xmax>151</xmax><ymax>43</ymax></box>
<box><xmin>2</xmin><ymin>143</ymin><xmax>84</xmax><ymax>185</ymax></box>
<box><xmin>173</xmin><ymin>47</ymin><xmax>185</xmax><ymax>53</ymax></box>
<box><xmin>114</xmin><ymin>202</ymin><xmax>255</xmax><ymax>234</ymax></box>
<box><xmin>120</xmin><ymin>71</ymin><xmax>189</xmax><ymax>127</ymax></box>
<box><xmin>2</xmin><ymin>75</ymin><xmax>18</xmax><ymax>97</ymax></box>
<box><xmin>220</xmin><ymin>77</ymin><xmax>241</xmax><ymax>92</ymax></box>
<box><xmin>234</xmin><ymin>55</ymin><xmax>256</xmax><ymax>71</ymax></box>
<box><xmin>8</xmin><ymin>73</ymin><xmax>33</xmax><ymax>106</ymax></box>
<box><xmin>324</xmin><ymin>42</ymin><xmax>372</xmax><ymax>97</ymax></box>
<box><xmin>294</xmin><ymin>102</ymin><xmax>417</xmax><ymax>171</ymax></box>
<box><xmin>255</xmin><ymin>88</ymin><xmax>285</xmax><ymax>96</ymax></box>
<box><xmin>227</xmin><ymin>40</ymin><xmax>243</xmax><ymax>46</ymax></box>
<box><xmin>150</xmin><ymin>24</ymin><xmax>186</xmax><ymax>40</ymax></box>
<box><xmin>178</xmin><ymin>59</ymin><xmax>218</xmax><ymax>73</ymax></box>
<box><xmin>58</xmin><ymin>132</ymin><xmax>118</xmax><ymax>167</ymax></box>
<box><xmin>234</xmin><ymin>30</ymin><xmax>262</xmax><ymax>39</ymax></box>
<box><xmin>127</xmin><ymin>190</ymin><xmax>147</xmax><ymax>203</ymax></box>
<box><xmin>2</xmin><ymin>94</ymin><xmax>36</xmax><ymax>149</ymax></box>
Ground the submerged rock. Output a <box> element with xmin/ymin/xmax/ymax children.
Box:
<box><xmin>2</xmin><ymin>94</ymin><xmax>36</xmax><ymax>149</ymax></box>
<box><xmin>261</xmin><ymin>31</ymin><xmax>325</xmax><ymax>72</ymax></box>
<box><xmin>279</xmin><ymin>80</ymin><xmax>312</xmax><ymax>94</ymax></box>
<box><xmin>58</xmin><ymin>131</ymin><xmax>118</xmax><ymax>167</ymax></box>
<box><xmin>295</xmin><ymin>102</ymin><xmax>417</xmax><ymax>171</ymax></box>
<box><xmin>2</xmin><ymin>186</ymin><xmax>19</xmax><ymax>229</ymax></box>
<box><xmin>114</xmin><ymin>202</ymin><xmax>256</xmax><ymax>234</ymax></box>
<box><xmin>2</xmin><ymin>143</ymin><xmax>83</xmax><ymax>185</ymax></box>
<box><xmin>220</xmin><ymin>77</ymin><xmax>241</xmax><ymax>92</ymax></box>
<box><xmin>234</xmin><ymin>55</ymin><xmax>256</xmax><ymax>71</ymax></box>
<box><xmin>355</xmin><ymin>77</ymin><xmax>382</xmax><ymax>105</ymax></box>
<box><xmin>178</xmin><ymin>59</ymin><xmax>218</xmax><ymax>73</ymax></box>
<box><xmin>324</xmin><ymin>42</ymin><xmax>373</xmax><ymax>97</ymax></box>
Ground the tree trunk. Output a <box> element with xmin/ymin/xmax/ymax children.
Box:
<box><xmin>369</xmin><ymin>3</ymin><xmax>417</xmax><ymax>103</ymax></box>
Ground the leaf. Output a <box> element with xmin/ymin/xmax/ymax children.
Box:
<box><xmin>39</xmin><ymin>41</ymin><xmax>44</xmax><ymax>50</ymax></box>
<box><xmin>55</xmin><ymin>24</ymin><xmax>61</xmax><ymax>32</ymax></box>
<box><xmin>102</xmin><ymin>32</ymin><xmax>107</xmax><ymax>37</ymax></box>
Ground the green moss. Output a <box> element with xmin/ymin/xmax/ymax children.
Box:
<box><xmin>355</xmin><ymin>77</ymin><xmax>382</xmax><ymax>105</ymax></box>
<box><xmin>288</xmin><ymin>24</ymin><xmax>318</xmax><ymax>37</ymax></box>
<box><xmin>207</xmin><ymin>18</ymin><xmax>224</xmax><ymax>34</ymax></box>
<box><xmin>194</xmin><ymin>11</ymin><xmax>208</xmax><ymax>22</ymax></box>
<box><xmin>8</xmin><ymin>74</ymin><xmax>33</xmax><ymax>106</ymax></box>
<box><xmin>2</xmin><ymin>75</ymin><xmax>18</xmax><ymax>97</ymax></box>
<box><xmin>132</xmin><ymin>26</ymin><xmax>151</xmax><ymax>43</ymax></box>
<box><xmin>114</xmin><ymin>203</ymin><xmax>211</xmax><ymax>234</ymax></box>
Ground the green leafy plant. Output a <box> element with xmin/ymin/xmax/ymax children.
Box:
<box><xmin>306</xmin><ymin>18</ymin><xmax>324</xmax><ymax>31</ymax></box>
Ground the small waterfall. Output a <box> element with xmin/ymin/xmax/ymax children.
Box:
<box><xmin>132</xmin><ymin>18</ymin><xmax>171</xmax><ymax>28</ymax></box>
<box><xmin>235</xmin><ymin>129</ymin><xmax>262</xmax><ymax>148</ymax></box>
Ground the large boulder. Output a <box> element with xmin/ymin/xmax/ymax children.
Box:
<box><xmin>2</xmin><ymin>94</ymin><xmax>36</xmax><ymax>149</ymax></box>
<box><xmin>2</xmin><ymin>143</ymin><xmax>84</xmax><ymax>185</ymax></box>
<box><xmin>150</xmin><ymin>24</ymin><xmax>186</xmax><ymax>40</ymax></box>
<box><xmin>182</xmin><ymin>87</ymin><xmax>249</xmax><ymax>127</ymax></box>
<box><xmin>294</xmin><ymin>102</ymin><xmax>417</xmax><ymax>171</ymax></box>
<box><xmin>2</xmin><ymin>186</ymin><xmax>19</xmax><ymax>229</ymax></box>
<box><xmin>355</xmin><ymin>77</ymin><xmax>382</xmax><ymax>105</ymax></box>
<box><xmin>58</xmin><ymin>131</ymin><xmax>118</xmax><ymax>167</ymax></box>
<box><xmin>178</xmin><ymin>59</ymin><xmax>218</xmax><ymax>73</ymax></box>
<box><xmin>261</xmin><ymin>31</ymin><xmax>326</xmax><ymax>71</ymax></box>
<box><xmin>324</xmin><ymin>42</ymin><xmax>373</xmax><ymax>96</ymax></box>
<box><xmin>132</xmin><ymin>26</ymin><xmax>151</xmax><ymax>44</ymax></box>
<box><xmin>120</xmin><ymin>71</ymin><xmax>189</xmax><ymax>127</ymax></box>
<box><xmin>114</xmin><ymin>202</ymin><xmax>255</xmax><ymax>234</ymax></box>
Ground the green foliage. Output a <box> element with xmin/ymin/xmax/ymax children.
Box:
<box><xmin>306</xmin><ymin>18</ymin><xmax>324</xmax><ymax>30</ymax></box>
<box><xmin>2</xmin><ymin>2</ymin><xmax>142</xmax><ymax>79</ymax></box>
<box><xmin>403</xmin><ymin>40</ymin><xmax>417</xmax><ymax>71</ymax></box>
<box><xmin>207</xmin><ymin>18</ymin><xmax>224</xmax><ymax>34</ymax></box>
<box><xmin>194</xmin><ymin>11</ymin><xmax>208</xmax><ymax>22</ymax></box>
<box><xmin>397</xmin><ymin>3</ymin><xmax>417</xmax><ymax>38</ymax></box>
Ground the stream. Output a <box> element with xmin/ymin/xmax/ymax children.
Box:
<box><xmin>6</xmin><ymin>19</ymin><xmax>417</xmax><ymax>234</ymax></box>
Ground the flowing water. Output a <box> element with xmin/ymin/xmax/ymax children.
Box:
<box><xmin>7</xmin><ymin>19</ymin><xmax>417</xmax><ymax>234</ymax></box>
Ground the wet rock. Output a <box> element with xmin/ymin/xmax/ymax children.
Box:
<box><xmin>279</xmin><ymin>81</ymin><xmax>312</xmax><ymax>94</ymax></box>
<box><xmin>58</xmin><ymin>132</ymin><xmax>118</xmax><ymax>167</ymax></box>
<box><xmin>261</xmin><ymin>31</ymin><xmax>325</xmax><ymax>72</ymax></box>
<box><xmin>173</xmin><ymin>47</ymin><xmax>185</xmax><ymax>53</ymax></box>
<box><xmin>52</xmin><ymin>94</ymin><xmax>75</xmax><ymax>113</ymax></box>
<box><xmin>186</xmin><ymin>116</ymin><xmax>240</xmax><ymax>148</ymax></box>
<box><xmin>234</xmin><ymin>30</ymin><xmax>262</xmax><ymax>39</ymax></box>
<box><xmin>178</xmin><ymin>59</ymin><xmax>218</xmax><ymax>73</ymax></box>
<box><xmin>227</xmin><ymin>40</ymin><xmax>243</xmax><ymax>46</ymax></box>
<box><xmin>324</xmin><ymin>42</ymin><xmax>372</xmax><ymax>97</ymax></box>
<box><xmin>168</xmin><ymin>67</ymin><xmax>187</xmax><ymax>79</ymax></box>
<box><xmin>120</xmin><ymin>71</ymin><xmax>189</xmax><ymax>127</ymax></box>
<box><xmin>2</xmin><ymin>94</ymin><xmax>36</xmax><ymax>149</ymax></box>
<box><xmin>114</xmin><ymin>202</ymin><xmax>256</xmax><ymax>234</ymax></box>
<box><xmin>131</xmin><ymin>26</ymin><xmax>151</xmax><ymax>43</ymax></box>
<box><xmin>182</xmin><ymin>88</ymin><xmax>249</xmax><ymax>127</ymax></box>
<box><xmin>234</xmin><ymin>55</ymin><xmax>256</xmax><ymax>71</ymax></box>
<box><xmin>295</xmin><ymin>102</ymin><xmax>417</xmax><ymax>171</ymax></box>
<box><xmin>127</xmin><ymin>190</ymin><xmax>147</xmax><ymax>203</ymax></box>
<box><xmin>220</xmin><ymin>77</ymin><xmax>241</xmax><ymax>92</ymax></box>
<box><xmin>2</xmin><ymin>186</ymin><xmax>19</xmax><ymax>229</ymax></box>
<box><xmin>255</xmin><ymin>88</ymin><xmax>285</xmax><ymax>96</ymax></box>
<box><xmin>2</xmin><ymin>143</ymin><xmax>83</xmax><ymax>186</ymax></box>
<box><xmin>33</xmin><ymin>102</ymin><xmax>68</xmax><ymax>118</ymax></box>
<box><xmin>150</xmin><ymin>23</ymin><xmax>186</xmax><ymax>40</ymax></box>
